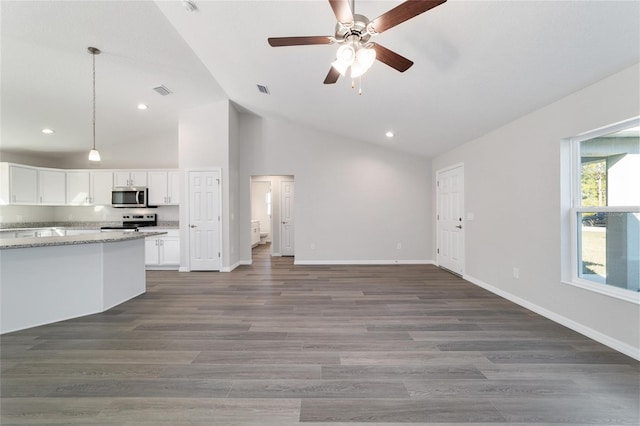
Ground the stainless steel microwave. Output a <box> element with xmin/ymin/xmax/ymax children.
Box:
<box><xmin>111</xmin><ymin>187</ymin><xmax>148</xmax><ymax>208</ymax></box>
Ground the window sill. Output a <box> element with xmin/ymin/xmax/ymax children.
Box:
<box><xmin>562</xmin><ymin>279</ymin><xmax>640</xmax><ymax>304</ymax></box>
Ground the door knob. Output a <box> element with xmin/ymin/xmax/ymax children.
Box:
<box><xmin>456</xmin><ymin>225</ymin><xmax>462</xmax><ymax>229</ymax></box>
<box><xmin>189</xmin><ymin>224</ymin><xmax>197</xmax><ymax>228</ymax></box>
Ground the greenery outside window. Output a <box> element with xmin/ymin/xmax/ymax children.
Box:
<box><xmin>566</xmin><ymin>118</ymin><xmax>639</xmax><ymax>303</ymax></box>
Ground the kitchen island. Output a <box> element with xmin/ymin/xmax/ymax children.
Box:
<box><xmin>0</xmin><ymin>231</ymin><xmax>165</xmax><ymax>334</ymax></box>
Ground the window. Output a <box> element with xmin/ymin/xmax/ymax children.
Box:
<box><xmin>565</xmin><ymin>118</ymin><xmax>640</xmax><ymax>303</ymax></box>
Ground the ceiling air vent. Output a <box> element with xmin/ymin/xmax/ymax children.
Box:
<box><xmin>153</xmin><ymin>85</ymin><xmax>173</xmax><ymax>96</ymax></box>
<box><xmin>257</xmin><ymin>84</ymin><xmax>270</xmax><ymax>95</ymax></box>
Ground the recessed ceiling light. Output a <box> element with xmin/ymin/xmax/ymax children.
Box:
<box><xmin>182</xmin><ymin>0</ymin><xmax>197</xmax><ymax>12</ymax></box>
<box><xmin>385</xmin><ymin>131</ymin><xmax>395</xmax><ymax>138</ymax></box>
<box><xmin>41</xmin><ymin>128</ymin><xmax>55</xmax><ymax>134</ymax></box>
<box><xmin>137</xmin><ymin>104</ymin><xmax>148</xmax><ymax>110</ymax></box>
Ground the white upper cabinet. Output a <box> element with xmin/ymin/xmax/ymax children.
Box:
<box><xmin>38</xmin><ymin>169</ymin><xmax>66</xmax><ymax>205</ymax></box>
<box><xmin>67</xmin><ymin>170</ymin><xmax>114</xmax><ymax>206</ymax></box>
<box><xmin>114</xmin><ymin>171</ymin><xmax>147</xmax><ymax>187</ymax></box>
<box><xmin>147</xmin><ymin>170</ymin><xmax>180</xmax><ymax>205</ymax></box>
<box><xmin>7</xmin><ymin>164</ymin><xmax>38</xmax><ymax>204</ymax></box>
<box><xmin>90</xmin><ymin>171</ymin><xmax>114</xmax><ymax>205</ymax></box>
<box><xmin>0</xmin><ymin>164</ymin><xmax>66</xmax><ymax>205</ymax></box>
<box><xmin>1</xmin><ymin>163</ymin><xmax>178</xmax><ymax>206</ymax></box>
<box><xmin>66</xmin><ymin>171</ymin><xmax>91</xmax><ymax>205</ymax></box>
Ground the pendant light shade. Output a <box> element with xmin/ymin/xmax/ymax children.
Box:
<box><xmin>88</xmin><ymin>149</ymin><xmax>101</xmax><ymax>162</ymax></box>
<box><xmin>88</xmin><ymin>47</ymin><xmax>101</xmax><ymax>162</ymax></box>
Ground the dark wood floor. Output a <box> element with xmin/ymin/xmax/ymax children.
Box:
<box><xmin>1</xmin><ymin>244</ymin><xmax>638</xmax><ymax>425</ymax></box>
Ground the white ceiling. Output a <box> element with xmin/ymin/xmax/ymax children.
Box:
<box><xmin>2</xmin><ymin>0</ymin><xmax>639</xmax><ymax>160</ymax></box>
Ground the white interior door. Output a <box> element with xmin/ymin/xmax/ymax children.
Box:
<box><xmin>188</xmin><ymin>170</ymin><xmax>221</xmax><ymax>271</ymax></box>
<box><xmin>437</xmin><ymin>165</ymin><xmax>465</xmax><ymax>275</ymax></box>
<box><xmin>280</xmin><ymin>180</ymin><xmax>295</xmax><ymax>256</ymax></box>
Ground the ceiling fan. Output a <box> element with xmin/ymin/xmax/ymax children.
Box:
<box><xmin>268</xmin><ymin>0</ymin><xmax>447</xmax><ymax>85</ymax></box>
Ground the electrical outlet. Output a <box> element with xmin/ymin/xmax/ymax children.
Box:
<box><xmin>310</xmin><ymin>243</ymin><xmax>316</xmax><ymax>250</ymax></box>
<box><xmin>513</xmin><ymin>267</ymin><xmax>520</xmax><ymax>279</ymax></box>
<box><xmin>396</xmin><ymin>243</ymin><xmax>402</xmax><ymax>250</ymax></box>
<box><xmin>16</xmin><ymin>215</ymin><xmax>23</xmax><ymax>222</ymax></box>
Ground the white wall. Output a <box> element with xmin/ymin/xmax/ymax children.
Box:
<box><xmin>228</xmin><ymin>103</ymin><xmax>241</xmax><ymax>269</ymax></box>
<box><xmin>0</xmin><ymin>204</ymin><xmax>178</xmax><ymax>225</ymax></box>
<box><xmin>432</xmin><ymin>63</ymin><xmax>640</xmax><ymax>357</ymax></box>
<box><xmin>0</xmin><ymin>205</ymin><xmax>54</xmax><ymax>223</ymax></box>
<box><xmin>1</xmin><ymin>130</ymin><xmax>179</xmax><ymax>171</ymax></box>
<box><xmin>178</xmin><ymin>100</ymin><xmax>231</xmax><ymax>270</ymax></box>
<box><xmin>0</xmin><ymin>151</ymin><xmax>63</xmax><ymax>169</ymax></box>
<box><xmin>238</xmin><ymin>114</ymin><xmax>433</xmax><ymax>264</ymax></box>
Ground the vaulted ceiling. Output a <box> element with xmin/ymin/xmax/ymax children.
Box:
<box><xmin>2</xmin><ymin>1</ymin><xmax>639</xmax><ymax>160</ymax></box>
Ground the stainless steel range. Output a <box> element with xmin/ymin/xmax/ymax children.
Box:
<box><xmin>100</xmin><ymin>214</ymin><xmax>157</xmax><ymax>232</ymax></box>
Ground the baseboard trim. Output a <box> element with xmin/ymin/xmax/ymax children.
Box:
<box><xmin>464</xmin><ymin>274</ymin><xmax>640</xmax><ymax>361</ymax></box>
<box><xmin>294</xmin><ymin>259</ymin><xmax>435</xmax><ymax>266</ymax></box>
<box><xmin>178</xmin><ymin>266</ymin><xmax>189</xmax><ymax>272</ymax></box>
<box><xmin>221</xmin><ymin>260</ymin><xmax>249</xmax><ymax>273</ymax></box>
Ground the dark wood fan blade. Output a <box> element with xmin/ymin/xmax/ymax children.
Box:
<box><xmin>370</xmin><ymin>0</ymin><xmax>446</xmax><ymax>34</ymax></box>
<box><xmin>372</xmin><ymin>43</ymin><xmax>413</xmax><ymax>72</ymax></box>
<box><xmin>268</xmin><ymin>36</ymin><xmax>333</xmax><ymax>47</ymax></box>
<box><xmin>324</xmin><ymin>66</ymin><xmax>341</xmax><ymax>84</ymax></box>
<box><xmin>328</xmin><ymin>0</ymin><xmax>353</xmax><ymax>24</ymax></box>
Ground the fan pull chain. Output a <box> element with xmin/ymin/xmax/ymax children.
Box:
<box><xmin>350</xmin><ymin>77</ymin><xmax>363</xmax><ymax>95</ymax></box>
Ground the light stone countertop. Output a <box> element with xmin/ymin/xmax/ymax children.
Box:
<box><xmin>0</xmin><ymin>231</ymin><xmax>166</xmax><ymax>250</ymax></box>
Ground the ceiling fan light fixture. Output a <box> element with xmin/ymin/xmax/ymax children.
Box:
<box><xmin>350</xmin><ymin>59</ymin><xmax>366</xmax><ymax>79</ymax></box>
<box><xmin>331</xmin><ymin>58</ymin><xmax>350</xmax><ymax>76</ymax></box>
<box><xmin>336</xmin><ymin>44</ymin><xmax>355</xmax><ymax>65</ymax></box>
<box><xmin>356</xmin><ymin>46</ymin><xmax>376</xmax><ymax>70</ymax></box>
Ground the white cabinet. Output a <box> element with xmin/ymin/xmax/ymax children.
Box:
<box><xmin>114</xmin><ymin>171</ymin><xmax>147</xmax><ymax>187</ymax></box>
<box><xmin>147</xmin><ymin>170</ymin><xmax>180</xmax><ymax>205</ymax></box>
<box><xmin>144</xmin><ymin>230</ymin><xmax>180</xmax><ymax>269</ymax></box>
<box><xmin>90</xmin><ymin>171</ymin><xmax>114</xmax><ymax>205</ymax></box>
<box><xmin>251</xmin><ymin>220</ymin><xmax>260</xmax><ymax>247</ymax></box>
<box><xmin>39</xmin><ymin>169</ymin><xmax>66</xmax><ymax>205</ymax></box>
<box><xmin>67</xmin><ymin>171</ymin><xmax>112</xmax><ymax>205</ymax></box>
<box><xmin>0</xmin><ymin>164</ymin><xmax>65</xmax><ymax>205</ymax></box>
<box><xmin>1</xmin><ymin>163</ymin><xmax>181</xmax><ymax>207</ymax></box>
<box><xmin>66</xmin><ymin>171</ymin><xmax>91</xmax><ymax>205</ymax></box>
<box><xmin>1</xmin><ymin>164</ymin><xmax>38</xmax><ymax>204</ymax></box>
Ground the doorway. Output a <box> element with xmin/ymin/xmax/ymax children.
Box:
<box><xmin>436</xmin><ymin>164</ymin><xmax>465</xmax><ymax>275</ymax></box>
<box><xmin>250</xmin><ymin>175</ymin><xmax>295</xmax><ymax>261</ymax></box>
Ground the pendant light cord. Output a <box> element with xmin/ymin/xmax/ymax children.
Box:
<box><xmin>92</xmin><ymin>51</ymin><xmax>96</xmax><ymax>151</ymax></box>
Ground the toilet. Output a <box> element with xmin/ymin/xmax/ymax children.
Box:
<box><xmin>259</xmin><ymin>232</ymin><xmax>268</xmax><ymax>244</ymax></box>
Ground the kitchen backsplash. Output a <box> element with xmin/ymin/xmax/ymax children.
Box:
<box><xmin>0</xmin><ymin>205</ymin><xmax>178</xmax><ymax>225</ymax></box>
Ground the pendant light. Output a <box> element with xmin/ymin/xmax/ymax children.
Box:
<box><xmin>88</xmin><ymin>47</ymin><xmax>101</xmax><ymax>162</ymax></box>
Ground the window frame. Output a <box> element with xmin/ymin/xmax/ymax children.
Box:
<box><xmin>563</xmin><ymin>117</ymin><xmax>640</xmax><ymax>304</ymax></box>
